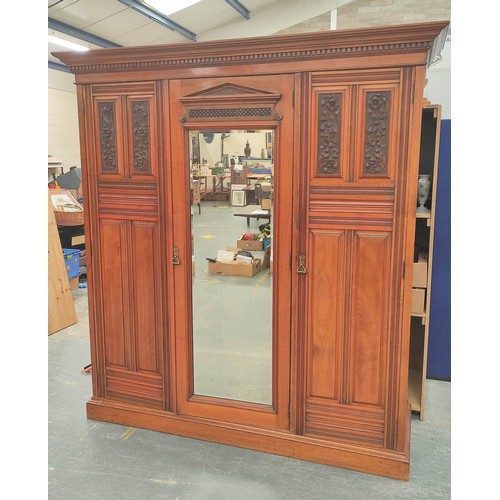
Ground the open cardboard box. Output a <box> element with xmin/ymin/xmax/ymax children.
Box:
<box><xmin>237</xmin><ymin>236</ymin><xmax>264</xmax><ymax>251</ymax></box>
<box><xmin>208</xmin><ymin>250</ymin><xmax>262</xmax><ymax>277</ymax></box>
<box><xmin>208</xmin><ymin>259</ymin><xmax>261</xmax><ymax>277</ymax></box>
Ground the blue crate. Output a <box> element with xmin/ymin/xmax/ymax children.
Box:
<box><xmin>62</xmin><ymin>248</ymin><xmax>80</xmax><ymax>279</ymax></box>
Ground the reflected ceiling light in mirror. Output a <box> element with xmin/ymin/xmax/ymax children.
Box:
<box><xmin>144</xmin><ymin>0</ymin><xmax>201</xmax><ymax>16</ymax></box>
<box><xmin>48</xmin><ymin>34</ymin><xmax>90</xmax><ymax>52</ymax></box>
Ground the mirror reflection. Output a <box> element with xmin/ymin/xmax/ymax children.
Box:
<box><xmin>189</xmin><ymin>130</ymin><xmax>274</xmax><ymax>405</ymax></box>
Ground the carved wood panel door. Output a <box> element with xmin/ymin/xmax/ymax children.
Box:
<box><xmin>299</xmin><ymin>69</ymin><xmax>416</xmax><ymax>452</ymax></box>
<box><xmin>84</xmin><ymin>82</ymin><xmax>169</xmax><ymax>409</ymax></box>
<box><xmin>167</xmin><ymin>74</ymin><xmax>295</xmax><ymax>429</ymax></box>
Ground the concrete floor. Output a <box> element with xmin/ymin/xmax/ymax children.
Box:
<box><xmin>48</xmin><ymin>201</ymin><xmax>451</xmax><ymax>499</ymax></box>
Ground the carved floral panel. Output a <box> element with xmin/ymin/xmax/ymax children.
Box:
<box><xmin>98</xmin><ymin>101</ymin><xmax>118</xmax><ymax>173</ymax></box>
<box><xmin>363</xmin><ymin>91</ymin><xmax>390</xmax><ymax>176</ymax></box>
<box><xmin>131</xmin><ymin>100</ymin><xmax>151</xmax><ymax>174</ymax></box>
<box><xmin>317</xmin><ymin>93</ymin><xmax>342</xmax><ymax>176</ymax></box>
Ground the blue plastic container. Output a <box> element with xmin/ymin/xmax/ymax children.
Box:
<box><xmin>62</xmin><ymin>248</ymin><xmax>80</xmax><ymax>279</ymax></box>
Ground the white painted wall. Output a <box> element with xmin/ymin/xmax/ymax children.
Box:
<box><xmin>198</xmin><ymin>0</ymin><xmax>351</xmax><ymax>41</ymax></box>
<box><xmin>424</xmin><ymin>37</ymin><xmax>451</xmax><ymax>119</ymax></box>
<box><xmin>48</xmin><ymin>69</ymin><xmax>80</xmax><ymax>171</ymax></box>
<box><xmin>199</xmin><ymin>131</ymin><xmax>271</xmax><ymax>167</ymax></box>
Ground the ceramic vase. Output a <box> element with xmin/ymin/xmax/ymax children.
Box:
<box><xmin>417</xmin><ymin>174</ymin><xmax>431</xmax><ymax>213</ymax></box>
<box><xmin>244</xmin><ymin>141</ymin><xmax>251</xmax><ymax>157</ymax></box>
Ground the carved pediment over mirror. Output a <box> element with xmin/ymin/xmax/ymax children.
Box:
<box><xmin>179</xmin><ymin>83</ymin><xmax>282</xmax><ymax>122</ymax></box>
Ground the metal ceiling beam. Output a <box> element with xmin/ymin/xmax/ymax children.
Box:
<box><xmin>48</xmin><ymin>18</ymin><xmax>122</xmax><ymax>48</ymax></box>
<box><xmin>48</xmin><ymin>60</ymin><xmax>71</xmax><ymax>73</ymax></box>
<box><xmin>225</xmin><ymin>0</ymin><xmax>251</xmax><ymax>20</ymax></box>
<box><xmin>117</xmin><ymin>0</ymin><xmax>197</xmax><ymax>41</ymax></box>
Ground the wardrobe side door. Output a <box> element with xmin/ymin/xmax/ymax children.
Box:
<box><xmin>302</xmin><ymin>69</ymin><xmax>414</xmax><ymax>450</ymax></box>
<box><xmin>86</xmin><ymin>82</ymin><xmax>169</xmax><ymax>409</ymax></box>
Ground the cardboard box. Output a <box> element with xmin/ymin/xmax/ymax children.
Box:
<box><xmin>71</xmin><ymin>234</ymin><xmax>85</xmax><ymax>246</ymax></box>
<box><xmin>208</xmin><ymin>258</ymin><xmax>262</xmax><ymax>277</ymax></box>
<box><xmin>237</xmin><ymin>238</ymin><xmax>263</xmax><ymax>251</ymax></box>
<box><xmin>411</xmin><ymin>288</ymin><xmax>426</xmax><ymax>314</ymax></box>
<box><xmin>412</xmin><ymin>251</ymin><xmax>428</xmax><ymax>288</ymax></box>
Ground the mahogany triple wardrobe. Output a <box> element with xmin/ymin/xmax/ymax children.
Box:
<box><xmin>54</xmin><ymin>21</ymin><xmax>449</xmax><ymax>480</ymax></box>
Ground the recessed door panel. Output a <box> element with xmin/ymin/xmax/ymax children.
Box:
<box><xmin>130</xmin><ymin>221</ymin><xmax>162</xmax><ymax>374</ymax></box>
<box><xmin>349</xmin><ymin>230</ymin><xmax>391</xmax><ymax>407</ymax></box>
<box><xmin>306</xmin><ymin>230</ymin><xmax>345</xmax><ymax>402</ymax></box>
<box><xmin>100</xmin><ymin>218</ymin><xmax>129</xmax><ymax>368</ymax></box>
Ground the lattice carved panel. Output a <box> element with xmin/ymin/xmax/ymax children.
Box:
<box><xmin>188</xmin><ymin>107</ymin><xmax>272</xmax><ymax>119</ymax></box>
<box><xmin>179</xmin><ymin>83</ymin><xmax>282</xmax><ymax>122</ymax></box>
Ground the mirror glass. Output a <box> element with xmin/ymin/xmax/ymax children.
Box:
<box><xmin>189</xmin><ymin>129</ymin><xmax>274</xmax><ymax>405</ymax></box>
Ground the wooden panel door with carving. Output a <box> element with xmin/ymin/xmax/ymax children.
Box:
<box><xmin>83</xmin><ymin>82</ymin><xmax>169</xmax><ymax>410</ymax></box>
<box><xmin>300</xmin><ymin>69</ymin><xmax>417</xmax><ymax>452</ymax></box>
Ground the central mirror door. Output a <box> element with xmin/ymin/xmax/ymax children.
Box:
<box><xmin>190</xmin><ymin>128</ymin><xmax>274</xmax><ymax>406</ymax></box>
<box><xmin>168</xmin><ymin>75</ymin><xmax>294</xmax><ymax>429</ymax></box>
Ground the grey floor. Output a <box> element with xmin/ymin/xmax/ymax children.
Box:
<box><xmin>49</xmin><ymin>201</ymin><xmax>451</xmax><ymax>500</ymax></box>
<box><xmin>192</xmin><ymin>201</ymin><xmax>272</xmax><ymax>404</ymax></box>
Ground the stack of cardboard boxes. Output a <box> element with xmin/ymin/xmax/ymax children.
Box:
<box><xmin>411</xmin><ymin>250</ymin><xmax>428</xmax><ymax>314</ymax></box>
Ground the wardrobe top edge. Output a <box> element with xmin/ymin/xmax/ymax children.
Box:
<box><xmin>52</xmin><ymin>21</ymin><xmax>449</xmax><ymax>76</ymax></box>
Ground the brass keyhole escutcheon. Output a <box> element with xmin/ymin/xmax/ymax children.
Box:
<box><xmin>172</xmin><ymin>246</ymin><xmax>180</xmax><ymax>265</ymax></box>
<box><xmin>297</xmin><ymin>254</ymin><xmax>306</xmax><ymax>274</ymax></box>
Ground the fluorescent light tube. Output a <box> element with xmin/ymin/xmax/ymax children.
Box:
<box><xmin>144</xmin><ymin>0</ymin><xmax>201</xmax><ymax>16</ymax></box>
<box><xmin>48</xmin><ymin>34</ymin><xmax>90</xmax><ymax>52</ymax></box>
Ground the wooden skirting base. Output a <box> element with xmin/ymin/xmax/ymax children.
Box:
<box><xmin>87</xmin><ymin>399</ymin><xmax>410</xmax><ymax>480</ymax></box>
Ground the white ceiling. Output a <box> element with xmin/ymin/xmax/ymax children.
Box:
<box><xmin>48</xmin><ymin>0</ymin><xmax>349</xmax><ymax>70</ymax></box>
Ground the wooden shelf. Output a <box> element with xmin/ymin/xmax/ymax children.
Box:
<box><xmin>408</xmin><ymin>102</ymin><xmax>442</xmax><ymax>421</ymax></box>
<box><xmin>410</xmin><ymin>312</ymin><xmax>427</xmax><ymax>325</ymax></box>
<box><xmin>416</xmin><ymin>212</ymin><xmax>431</xmax><ymax>226</ymax></box>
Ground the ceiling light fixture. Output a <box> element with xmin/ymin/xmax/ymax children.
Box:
<box><xmin>144</xmin><ymin>0</ymin><xmax>201</xmax><ymax>16</ymax></box>
<box><xmin>48</xmin><ymin>34</ymin><xmax>90</xmax><ymax>52</ymax></box>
